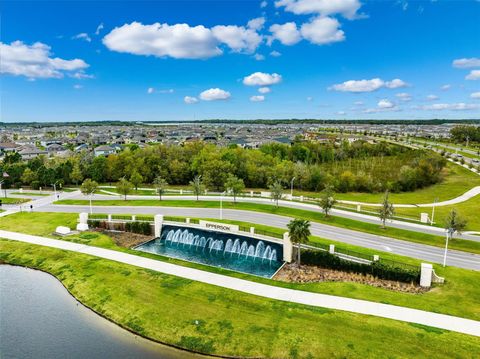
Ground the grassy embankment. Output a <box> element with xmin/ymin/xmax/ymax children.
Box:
<box><xmin>1</xmin><ymin>211</ymin><xmax>479</xmax><ymax>322</ymax></box>
<box><xmin>0</xmin><ymin>197</ymin><xmax>31</xmax><ymax>204</ymax></box>
<box><xmin>1</xmin><ymin>239</ymin><xmax>480</xmax><ymax>358</ymax></box>
<box><xmin>55</xmin><ymin>197</ymin><xmax>480</xmax><ymax>254</ymax></box>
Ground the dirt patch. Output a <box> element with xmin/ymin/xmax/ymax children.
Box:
<box><xmin>275</xmin><ymin>263</ymin><xmax>428</xmax><ymax>294</ymax></box>
<box><xmin>102</xmin><ymin>230</ymin><xmax>153</xmax><ymax>248</ymax></box>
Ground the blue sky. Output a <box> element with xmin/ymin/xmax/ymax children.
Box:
<box><xmin>1</xmin><ymin>0</ymin><xmax>480</xmax><ymax>122</ymax></box>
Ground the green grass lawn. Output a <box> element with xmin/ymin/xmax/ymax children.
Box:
<box><xmin>1</xmin><ymin>211</ymin><xmax>480</xmax><ymax>322</ymax></box>
<box><xmin>1</xmin><ymin>240</ymin><xmax>479</xmax><ymax>358</ymax></box>
<box><xmin>10</xmin><ymin>192</ymin><xmax>50</xmax><ymax>196</ymax></box>
<box><xmin>54</xmin><ymin>198</ymin><xmax>480</xmax><ymax>254</ymax></box>
<box><xmin>0</xmin><ymin>197</ymin><xmax>31</xmax><ymax>204</ymax></box>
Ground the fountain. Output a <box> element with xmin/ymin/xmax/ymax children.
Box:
<box><xmin>135</xmin><ymin>225</ymin><xmax>283</xmax><ymax>278</ymax></box>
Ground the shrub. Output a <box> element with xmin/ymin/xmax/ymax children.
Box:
<box><xmin>301</xmin><ymin>250</ymin><xmax>420</xmax><ymax>283</ymax></box>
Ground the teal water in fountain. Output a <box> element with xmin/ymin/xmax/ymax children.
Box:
<box><xmin>135</xmin><ymin>225</ymin><xmax>283</xmax><ymax>278</ymax></box>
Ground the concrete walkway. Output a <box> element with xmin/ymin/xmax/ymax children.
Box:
<box><xmin>1</xmin><ymin>229</ymin><xmax>479</xmax><ymax>337</ymax></box>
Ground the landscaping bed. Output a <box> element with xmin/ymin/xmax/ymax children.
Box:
<box><xmin>275</xmin><ymin>264</ymin><xmax>427</xmax><ymax>294</ymax></box>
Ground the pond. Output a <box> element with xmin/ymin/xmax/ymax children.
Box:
<box><xmin>0</xmin><ymin>265</ymin><xmax>206</xmax><ymax>359</ymax></box>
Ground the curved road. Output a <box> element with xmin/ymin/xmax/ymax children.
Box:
<box><xmin>41</xmin><ymin>204</ymin><xmax>480</xmax><ymax>271</ymax></box>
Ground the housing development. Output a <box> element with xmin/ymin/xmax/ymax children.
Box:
<box><xmin>1</xmin><ymin>1</ymin><xmax>480</xmax><ymax>359</ymax></box>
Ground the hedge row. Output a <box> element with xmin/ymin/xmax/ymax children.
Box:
<box><xmin>87</xmin><ymin>220</ymin><xmax>152</xmax><ymax>236</ymax></box>
<box><xmin>301</xmin><ymin>250</ymin><xmax>420</xmax><ymax>283</ymax></box>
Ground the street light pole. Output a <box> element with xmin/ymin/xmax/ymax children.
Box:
<box><xmin>431</xmin><ymin>198</ymin><xmax>438</xmax><ymax>225</ymax></box>
<box><xmin>290</xmin><ymin>177</ymin><xmax>296</xmax><ymax>197</ymax></box>
<box><xmin>220</xmin><ymin>191</ymin><xmax>226</xmax><ymax>220</ymax></box>
<box><xmin>443</xmin><ymin>229</ymin><xmax>452</xmax><ymax>267</ymax></box>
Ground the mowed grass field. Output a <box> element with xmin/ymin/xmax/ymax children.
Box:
<box><xmin>1</xmin><ymin>212</ymin><xmax>480</xmax><ymax>321</ymax></box>
<box><xmin>1</xmin><ymin>240</ymin><xmax>480</xmax><ymax>358</ymax></box>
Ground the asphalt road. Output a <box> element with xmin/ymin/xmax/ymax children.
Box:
<box><xmin>41</xmin><ymin>204</ymin><xmax>480</xmax><ymax>271</ymax></box>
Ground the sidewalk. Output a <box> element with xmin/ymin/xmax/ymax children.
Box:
<box><xmin>1</xmin><ymin>229</ymin><xmax>479</xmax><ymax>337</ymax></box>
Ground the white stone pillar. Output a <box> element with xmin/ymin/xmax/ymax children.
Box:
<box><xmin>107</xmin><ymin>214</ymin><xmax>112</xmax><ymax>222</ymax></box>
<box><xmin>154</xmin><ymin>214</ymin><xmax>164</xmax><ymax>238</ymax></box>
<box><xmin>132</xmin><ymin>215</ymin><xmax>136</xmax><ymax>221</ymax></box>
<box><xmin>250</xmin><ymin>191</ymin><xmax>254</xmax><ymax>197</ymax></box>
<box><xmin>250</xmin><ymin>226</ymin><xmax>255</xmax><ymax>235</ymax></box>
<box><xmin>420</xmin><ymin>213</ymin><xmax>429</xmax><ymax>223</ymax></box>
<box><xmin>373</xmin><ymin>255</ymin><xmax>379</xmax><ymax>261</ymax></box>
<box><xmin>186</xmin><ymin>218</ymin><xmax>190</xmax><ymax>224</ymax></box>
<box><xmin>180</xmin><ymin>189</ymin><xmax>183</xmax><ymax>195</ymax></box>
<box><xmin>357</xmin><ymin>204</ymin><xmax>361</xmax><ymax>212</ymax></box>
<box><xmin>77</xmin><ymin>212</ymin><xmax>89</xmax><ymax>231</ymax></box>
<box><xmin>300</xmin><ymin>195</ymin><xmax>304</xmax><ymax>202</ymax></box>
<box><xmin>283</xmin><ymin>232</ymin><xmax>293</xmax><ymax>263</ymax></box>
<box><xmin>420</xmin><ymin>263</ymin><xmax>433</xmax><ymax>287</ymax></box>
<box><xmin>329</xmin><ymin>244</ymin><xmax>335</xmax><ymax>254</ymax></box>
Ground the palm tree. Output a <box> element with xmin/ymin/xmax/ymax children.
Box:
<box><xmin>287</xmin><ymin>219</ymin><xmax>311</xmax><ymax>266</ymax></box>
<box><xmin>443</xmin><ymin>209</ymin><xmax>467</xmax><ymax>267</ymax></box>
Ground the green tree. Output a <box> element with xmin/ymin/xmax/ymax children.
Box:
<box><xmin>287</xmin><ymin>219</ymin><xmax>311</xmax><ymax>266</ymax></box>
<box><xmin>224</xmin><ymin>174</ymin><xmax>245</xmax><ymax>203</ymax></box>
<box><xmin>379</xmin><ymin>190</ymin><xmax>395</xmax><ymax>229</ymax></box>
<box><xmin>130</xmin><ymin>170</ymin><xmax>143</xmax><ymax>191</ymax></box>
<box><xmin>70</xmin><ymin>163</ymin><xmax>83</xmax><ymax>186</ymax></box>
<box><xmin>189</xmin><ymin>175</ymin><xmax>205</xmax><ymax>201</ymax></box>
<box><xmin>269</xmin><ymin>180</ymin><xmax>284</xmax><ymax>207</ymax></box>
<box><xmin>443</xmin><ymin>209</ymin><xmax>467</xmax><ymax>266</ymax></box>
<box><xmin>319</xmin><ymin>185</ymin><xmax>336</xmax><ymax>217</ymax></box>
<box><xmin>116</xmin><ymin>178</ymin><xmax>133</xmax><ymax>200</ymax></box>
<box><xmin>21</xmin><ymin>168</ymin><xmax>36</xmax><ymax>186</ymax></box>
<box><xmin>153</xmin><ymin>176</ymin><xmax>168</xmax><ymax>200</ymax></box>
<box><xmin>80</xmin><ymin>179</ymin><xmax>98</xmax><ymax>214</ymax></box>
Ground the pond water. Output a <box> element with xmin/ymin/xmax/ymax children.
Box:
<box><xmin>135</xmin><ymin>225</ymin><xmax>284</xmax><ymax>278</ymax></box>
<box><xmin>0</xmin><ymin>265</ymin><xmax>205</xmax><ymax>359</ymax></box>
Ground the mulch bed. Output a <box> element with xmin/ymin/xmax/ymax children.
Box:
<box><xmin>275</xmin><ymin>263</ymin><xmax>428</xmax><ymax>294</ymax></box>
<box><xmin>101</xmin><ymin>230</ymin><xmax>153</xmax><ymax>248</ymax></box>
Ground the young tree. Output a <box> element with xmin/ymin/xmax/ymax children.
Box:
<box><xmin>224</xmin><ymin>174</ymin><xmax>245</xmax><ymax>203</ymax></box>
<box><xmin>443</xmin><ymin>209</ymin><xmax>467</xmax><ymax>267</ymax></box>
<box><xmin>21</xmin><ymin>168</ymin><xmax>36</xmax><ymax>186</ymax></box>
<box><xmin>153</xmin><ymin>176</ymin><xmax>168</xmax><ymax>201</ymax></box>
<box><xmin>80</xmin><ymin>178</ymin><xmax>98</xmax><ymax>214</ymax></box>
<box><xmin>379</xmin><ymin>190</ymin><xmax>395</xmax><ymax>229</ymax></box>
<box><xmin>287</xmin><ymin>219</ymin><xmax>311</xmax><ymax>266</ymax></box>
<box><xmin>130</xmin><ymin>170</ymin><xmax>143</xmax><ymax>191</ymax></box>
<box><xmin>117</xmin><ymin>178</ymin><xmax>133</xmax><ymax>200</ymax></box>
<box><xmin>269</xmin><ymin>180</ymin><xmax>284</xmax><ymax>207</ymax></box>
<box><xmin>189</xmin><ymin>175</ymin><xmax>205</xmax><ymax>201</ymax></box>
<box><xmin>319</xmin><ymin>185</ymin><xmax>336</xmax><ymax>217</ymax></box>
<box><xmin>70</xmin><ymin>163</ymin><xmax>83</xmax><ymax>186</ymax></box>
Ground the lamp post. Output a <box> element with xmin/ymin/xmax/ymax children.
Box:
<box><xmin>220</xmin><ymin>191</ymin><xmax>226</xmax><ymax>220</ymax></box>
<box><xmin>290</xmin><ymin>177</ymin><xmax>296</xmax><ymax>197</ymax></box>
<box><xmin>443</xmin><ymin>228</ymin><xmax>452</xmax><ymax>267</ymax></box>
<box><xmin>431</xmin><ymin>198</ymin><xmax>438</xmax><ymax>225</ymax></box>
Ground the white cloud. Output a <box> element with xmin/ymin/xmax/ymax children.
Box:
<box><xmin>275</xmin><ymin>0</ymin><xmax>363</xmax><ymax>19</ymax></box>
<box><xmin>159</xmin><ymin>88</ymin><xmax>174</xmax><ymax>94</ymax></box>
<box><xmin>247</xmin><ymin>17</ymin><xmax>266</xmax><ymax>31</ymax></box>
<box><xmin>250</xmin><ymin>95</ymin><xmax>265</xmax><ymax>102</ymax></box>
<box><xmin>307</xmin><ymin>96</ymin><xmax>313</xmax><ymax>101</ymax></box>
<box><xmin>395</xmin><ymin>92</ymin><xmax>412</xmax><ymax>101</ymax></box>
<box><xmin>337</xmin><ymin>110</ymin><xmax>346</xmax><ymax>115</ymax></box>
<box><xmin>254</xmin><ymin>53</ymin><xmax>265</xmax><ymax>61</ymax></box>
<box><xmin>466</xmin><ymin>70</ymin><xmax>480</xmax><ymax>80</ymax></box>
<box><xmin>103</xmin><ymin>22</ymin><xmax>219</xmax><ymax>59</ymax></box>
<box><xmin>330</xmin><ymin>78</ymin><xmax>384</xmax><ymax>92</ymax></box>
<box><xmin>385</xmin><ymin>78</ymin><xmax>408</xmax><ymax>89</ymax></box>
<box><xmin>211</xmin><ymin>25</ymin><xmax>262</xmax><ymax>53</ymax></box>
<box><xmin>73</xmin><ymin>84</ymin><xmax>83</xmax><ymax>89</ymax></box>
<box><xmin>471</xmin><ymin>92</ymin><xmax>480</xmax><ymax>99</ymax></box>
<box><xmin>95</xmin><ymin>23</ymin><xmax>104</xmax><ymax>35</ymax></box>
<box><xmin>421</xmin><ymin>103</ymin><xmax>479</xmax><ymax>111</ymax></box>
<box><xmin>330</xmin><ymin>78</ymin><xmax>408</xmax><ymax>92</ymax></box>
<box><xmin>440</xmin><ymin>84</ymin><xmax>451</xmax><ymax>91</ymax></box>
<box><xmin>70</xmin><ymin>71</ymin><xmax>94</xmax><ymax>79</ymax></box>
<box><xmin>184</xmin><ymin>96</ymin><xmax>198</xmax><ymax>104</ymax></box>
<box><xmin>452</xmin><ymin>57</ymin><xmax>480</xmax><ymax>69</ymax></box>
<box><xmin>378</xmin><ymin>99</ymin><xmax>395</xmax><ymax>109</ymax></box>
<box><xmin>147</xmin><ymin>87</ymin><xmax>155</xmax><ymax>94</ymax></box>
<box><xmin>426</xmin><ymin>94</ymin><xmax>438</xmax><ymax>101</ymax></box>
<box><xmin>243</xmin><ymin>72</ymin><xmax>282</xmax><ymax>86</ymax></box>
<box><xmin>353</xmin><ymin>100</ymin><xmax>364</xmax><ymax>105</ymax></box>
<box><xmin>300</xmin><ymin>17</ymin><xmax>345</xmax><ymax>45</ymax></box>
<box><xmin>269</xmin><ymin>22</ymin><xmax>301</xmax><ymax>45</ymax></box>
<box><xmin>270</xmin><ymin>50</ymin><xmax>282</xmax><ymax>57</ymax></box>
<box><xmin>73</xmin><ymin>33</ymin><xmax>92</xmax><ymax>42</ymax></box>
<box><xmin>0</xmin><ymin>41</ymin><xmax>89</xmax><ymax>79</ymax></box>
<box><xmin>258</xmin><ymin>87</ymin><xmax>271</xmax><ymax>93</ymax></box>
<box><xmin>261</xmin><ymin>1</ymin><xmax>268</xmax><ymax>8</ymax></box>
<box><xmin>199</xmin><ymin>88</ymin><xmax>231</xmax><ymax>101</ymax></box>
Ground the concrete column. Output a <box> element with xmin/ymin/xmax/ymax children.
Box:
<box><xmin>373</xmin><ymin>255</ymin><xmax>380</xmax><ymax>261</ymax></box>
<box><xmin>132</xmin><ymin>215</ymin><xmax>136</xmax><ymax>221</ymax></box>
<box><xmin>250</xmin><ymin>191</ymin><xmax>254</xmax><ymax>197</ymax></box>
<box><xmin>420</xmin><ymin>213</ymin><xmax>429</xmax><ymax>223</ymax></box>
<box><xmin>180</xmin><ymin>189</ymin><xmax>183</xmax><ymax>195</ymax></box>
<box><xmin>154</xmin><ymin>214</ymin><xmax>164</xmax><ymax>238</ymax></box>
<box><xmin>329</xmin><ymin>244</ymin><xmax>335</xmax><ymax>254</ymax></box>
<box><xmin>107</xmin><ymin>214</ymin><xmax>112</xmax><ymax>222</ymax></box>
<box><xmin>77</xmin><ymin>212</ymin><xmax>89</xmax><ymax>231</ymax></box>
<box><xmin>250</xmin><ymin>226</ymin><xmax>255</xmax><ymax>235</ymax></box>
<box><xmin>186</xmin><ymin>218</ymin><xmax>190</xmax><ymax>224</ymax></box>
<box><xmin>357</xmin><ymin>204</ymin><xmax>361</xmax><ymax>212</ymax></box>
<box><xmin>283</xmin><ymin>232</ymin><xmax>293</xmax><ymax>263</ymax></box>
<box><xmin>300</xmin><ymin>195</ymin><xmax>304</xmax><ymax>202</ymax></box>
<box><xmin>420</xmin><ymin>263</ymin><xmax>433</xmax><ymax>287</ymax></box>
